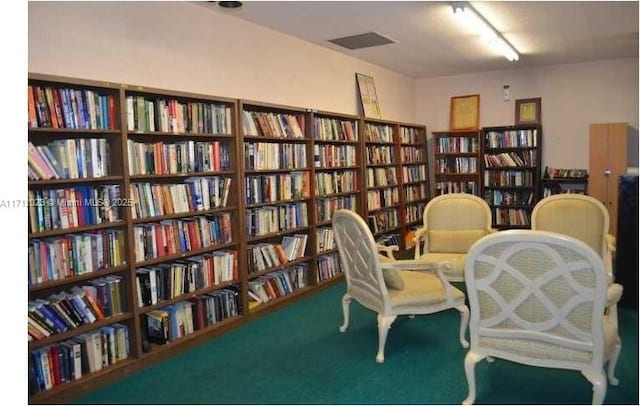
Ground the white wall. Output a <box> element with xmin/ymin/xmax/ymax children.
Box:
<box><xmin>28</xmin><ymin>1</ymin><xmax>416</xmax><ymax>122</ymax></box>
<box><xmin>416</xmin><ymin>58</ymin><xmax>639</xmax><ymax>169</ymax></box>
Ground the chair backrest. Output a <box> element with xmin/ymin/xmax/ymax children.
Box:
<box><xmin>531</xmin><ymin>194</ymin><xmax>608</xmax><ymax>257</ymax></box>
<box><xmin>332</xmin><ymin>210</ymin><xmax>390</xmax><ymax>314</ymax></box>
<box><xmin>424</xmin><ymin>193</ymin><xmax>492</xmax><ymax>253</ymax></box>
<box><xmin>464</xmin><ymin>230</ymin><xmax>608</xmax><ymax>371</ymax></box>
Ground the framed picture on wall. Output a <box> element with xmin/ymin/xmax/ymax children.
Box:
<box><xmin>356</xmin><ymin>73</ymin><xmax>382</xmax><ymax>119</ymax></box>
<box><xmin>515</xmin><ymin>97</ymin><xmax>542</xmax><ymax>125</ymax></box>
<box><xmin>450</xmin><ymin>94</ymin><xmax>480</xmax><ymax>130</ymax></box>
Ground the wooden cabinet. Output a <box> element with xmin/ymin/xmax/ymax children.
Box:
<box><xmin>589</xmin><ymin>122</ymin><xmax>628</xmax><ymax>236</ymax></box>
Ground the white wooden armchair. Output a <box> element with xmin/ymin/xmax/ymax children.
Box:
<box><xmin>462</xmin><ymin>230</ymin><xmax>622</xmax><ymax>405</ymax></box>
<box><xmin>413</xmin><ymin>193</ymin><xmax>494</xmax><ymax>281</ymax></box>
<box><xmin>332</xmin><ymin>209</ymin><xmax>469</xmax><ymax>363</ymax></box>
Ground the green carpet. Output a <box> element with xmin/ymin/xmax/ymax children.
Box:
<box><xmin>74</xmin><ymin>283</ymin><xmax>639</xmax><ymax>404</ymax></box>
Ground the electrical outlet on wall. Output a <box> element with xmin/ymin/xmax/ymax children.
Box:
<box><xmin>503</xmin><ymin>85</ymin><xmax>511</xmax><ymax>101</ymax></box>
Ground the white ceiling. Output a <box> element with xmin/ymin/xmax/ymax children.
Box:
<box><xmin>203</xmin><ymin>1</ymin><xmax>639</xmax><ymax>79</ymax></box>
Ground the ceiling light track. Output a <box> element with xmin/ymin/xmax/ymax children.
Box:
<box><xmin>452</xmin><ymin>1</ymin><xmax>519</xmax><ymax>62</ymax></box>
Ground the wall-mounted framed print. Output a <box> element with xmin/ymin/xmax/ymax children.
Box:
<box><xmin>356</xmin><ymin>73</ymin><xmax>382</xmax><ymax>119</ymax></box>
<box><xmin>515</xmin><ymin>97</ymin><xmax>542</xmax><ymax>125</ymax></box>
<box><xmin>450</xmin><ymin>94</ymin><xmax>480</xmax><ymax>130</ymax></box>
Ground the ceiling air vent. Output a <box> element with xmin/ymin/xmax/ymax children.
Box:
<box><xmin>328</xmin><ymin>32</ymin><xmax>396</xmax><ymax>50</ymax></box>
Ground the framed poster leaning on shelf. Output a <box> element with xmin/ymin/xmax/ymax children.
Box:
<box><xmin>356</xmin><ymin>73</ymin><xmax>382</xmax><ymax>119</ymax></box>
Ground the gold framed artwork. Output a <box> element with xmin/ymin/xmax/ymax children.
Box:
<box><xmin>450</xmin><ymin>94</ymin><xmax>480</xmax><ymax>130</ymax></box>
<box><xmin>356</xmin><ymin>73</ymin><xmax>382</xmax><ymax>119</ymax></box>
<box><xmin>515</xmin><ymin>97</ymin><xmax>541</xmax><ymax>125</ymax></box>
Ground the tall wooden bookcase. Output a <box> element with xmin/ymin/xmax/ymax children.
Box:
<box><xmin>28</xmin><ymin>73</ymin><xmax>434</xmax><ymax>403</ymax></box>
<box><xmin>431</xmin><ymin>130</ymin><xmax>481</xmax><ymax>196</ymax></box>
<box><xmin>481</xmin><ymin>124</ymin><xmax>542</xmax><ymax>229</ymax></box>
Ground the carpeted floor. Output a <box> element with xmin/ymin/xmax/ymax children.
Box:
<box><xmin>74</xmin><ymin>282</ymin><xmax>639</xmax><ymax>404</ymax></box>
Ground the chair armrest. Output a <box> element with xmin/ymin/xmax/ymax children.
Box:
<box><xmin>605</xmin><ymin>234</ymin><xmax>616</xmax><ymax>254</ymax></box>
<box><xmin>412</xmin><ymin>226</ymin><xmax>428</xmax><ymax>259</ymax></box>
<box><xmin>377</xmin><ymin>244</ymin><xmax>399</xmax><ymax>260</ymax></box>
<box><xmin>607</xmin><ymin>283</ymin><xmax>623</xmax><ymax>306</ymax></box>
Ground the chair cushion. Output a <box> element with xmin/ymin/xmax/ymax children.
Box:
<box><xmin>429</xmin><ymin>229</ymin><xmax>488</xmax><ymax>253</ymax></box>
<box><xmin>415</xmin><ymin>253</ymin><xmax>466</xmax><ymax>281</ymax></box>
<box><xmin>387</xmin><ymin>270</ymin><xmax>465</xmax><ymax>310</ymax></box>
<box><xmin>378</xmin><ymin>254</ymin><xmax>404</xmax><ymax>290</ymax></box>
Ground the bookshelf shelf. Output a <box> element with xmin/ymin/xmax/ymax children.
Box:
<box><xmin>481</xmin><ymin>124</ymin><xmax>543</xmax><ymax>229</ymax></box>
<box><xmin>27</xmin><ymin>73</ymin><xmax>432</xmax><ymax>403</ymax></box>
<box><xmin>432</xmin><ymin>130</ymin><xmax>481</xmax><ymax>197</ymax></box>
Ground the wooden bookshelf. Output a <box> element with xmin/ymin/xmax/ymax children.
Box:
<box><xmin>431</xmin><ymin>130</ymin><xmax>481</xmax><ymax>196</ymax></box>
<box><xmin>481</xmin><ymin>124</ymin><xmax>543</xmax><ymax>229</ymax></box>
<box><xmin>27</xmin><ymin>73</ymin><xmax>432</xmax><ymax>403</ymax></box>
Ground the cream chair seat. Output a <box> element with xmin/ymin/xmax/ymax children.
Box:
<box><xmin>462</xmin><ymin>230</ymin><xmax>621</xmax><ymax>405</ymax></box>
<box><xmin>413</xmin><ymin>193</ymin><xmax>493</xmax><ymax>281</ymax></box>
<box><xmin>332</xmin><ymin>209</ymin><xmax>469</xmax><ymax>363</ymax></box>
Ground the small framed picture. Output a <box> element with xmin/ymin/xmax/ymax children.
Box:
<box><xmin>515</xmin><ymin>97</ymin><xmax>541</xmax><ymax>125</ymax></box>
<box><xmin>356</xmin><ymin>73</ymin><xmax>382</xmax><ymax>119</ymax></box>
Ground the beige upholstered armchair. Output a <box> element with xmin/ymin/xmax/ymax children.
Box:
<box><xmin>462</xmin><ymin>230</ymin><xmax>621</xmax><ymax>405</ymax></box>
<box><xmin>413</xmin><ymin>193</ymin><xmax>493</xmax><ymax>281</ymax></box>
<box><xmin>532</xmin><ymin>194</ymin><xmax>623</xmax><ymax>322</ymax></box>
<box><xmin>332</xmin><ymin>209</ymin><xmax>469</xmax><ymax>363</ymax></box>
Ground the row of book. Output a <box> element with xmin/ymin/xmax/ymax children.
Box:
<box><xmin>405</xmin><ymin>202</ymin><xmax>426</xmax><ymax>224</ymax></box>
<box><xmin>127</xmin><ymin>140</ymin><xmax>231</xmax><ymax>176</ymax></box>
<box><xmin>145</xmin><ymin>289</ymin><xmax>239</xmax><ymax>345</ymax></box>
<box><xmin>29</xmin><ymin>276</ymin><xmax>124</xmax><ymax>338</ymax></box>
<box><xmin>403</xmin><ymin>164</ymin><xmax>428</xmax><ymax>183</ymax></box>
<box><xmin>484</xmin><ymin>190</ymin><xmax>535</xmax><ymax>206</ymax></box>
<box><xmin>368</xmin><ymin>209</ymin><xmax>400</xmax><ymax>234</ymax></box>
<box><xmin>484</xmin><ymin>170</ymin><xmax>534</xmax><ymax>187</ymax></box>
<box><xmin>247</xmin><ymin>265</ymin><xmax>308</xmax><ymax>305</ymax></box>
<box><xmin>28</xmin><ymin>230</ymin><xmax>126</xmax><ymax>286</ymax></box>
<box><xmin>367</xmin><ymin>167</ymin><xmax>398</xmax><ymax>187</ymax></box>
<box><xmin>133</xmin><ymin>214</ymin><xmax>233</xmax><ymax>262</ymax></box>
<box><xmin>243</xmin><ymin>142</ymin><xmax>308</xmax><ymax>171</ymax></box>
<box><xmin>313</xmin><ymin>144</ymin><xmax>358</xmax><ymax>167</ymax></box>
<box><xmin>242</xmin><ymin>110</ymin><xmax>305</xmax><ymax>139</ymax></box>
<box><xmin>316</xmin><ymin>196</ymin><xmax>357</xmax><ymax>223</ymax></box>
<box><xmin>136</xmin><ymin>250</ymin><xmax>238</xmax><ymax>307</ymax></box>
<box><xmin>364</xmin><ymin>123</ymin><xmax>394</xmax><ymax>143</ymax></box>
<box><xmin>313</xmin><ymin>117</ymin><xmax>357</xmax><ymax>141</ymax></box>
<box><xmin>492</xmin><ymin>208</ymin><xmax>531</xmax><ymax>226</ymax></box>
<box><xmin>404</xmin><ymin>183</ymin><xmax>429</xmax><ymax>203</ymax></box>
<box><xmin>434</xmin><ymin>181</ymin><xmax>479</xmax><ymax>196</ymax></box>
<box><xmin>245</xmin><ymin>203</ymin><xmax>309</xmax><ymax>237</ymax></box>
<box><xmin>245</xmin><ymin>172</ymin><xmax>310</xmax><ymax>205</ymax></box>
<box><xmin>401</xmin><ymin>145</ymin><xmax>425</xmax><ymax>163</ymax></box>
<box><xmin>484</xmin><ymin>151</ymin><xmax>536</xmax><ymax>167</ymax></box>
<box><xmin>315</xmin><ymin>227</ymin><xmax>336</xmax><ymax>253</ymax></box>
<box><xmin>435</xmin><ymin>136</ymin><xmax>479</xmax><ymax>153</ymax></box>
<box><xmin>28</xmin><ymin>139</ymin><xmax>110</xmax><ymax>181</ymax></box>
<box><xmin>543</xmin><ymin>166</ymin><xmax>588</xmax><ymax>179</ymax></box>
<box><xmin>435</xmin><ymin>157</ymin><xmax>478</xmax><ymax>174</ymax></box>
<box><xmin>400</xmin><ymin>127</ymin><xmax>422</xmax><ymax>144</ymax></box>
<box><xmin>484</xmin><ymin>129</ymin><xmax>538</xmax><ymax>149</ymax></box>
<box><xmin>29</xmin><ymin>324</ymin><xmax>130</xmax><ymax>394</ymax></box>
<box><xmin>316</xmin><ymin>253</ymin><xmax>342</xmax><ymax>282</ymax></box>
<box><xmin>367</xmin><ymin>188</ymin><xmax>400</xmax><ymax>210</ymax></box>
<box><xmin>130</xmin><ymin>177</ymin><xmax>232</xmax><ymax>220</ymax></box>
<box><xmin>126</xmin><ymin>95</ymin><xmax>232</xmax><ymax>134</ymax></box>
<box><xmin>247</xmin><ymin>234</ymin><xmax>308</xmax><ymax>274</ymax></box>
<box><xmin>315</xmin><ymin>170</ymin><xmax>358</xmax><ymax>196</ymax></box>
<box><xmin>28</xmin><ymin>85</ymin><xmax>117</xmax><ymax>130</ymax></box>
<box><xmin>366</xmin><ymin>145</ymin><xmax>395</xmax><ymax>165</ymax></box>
<box><xmin>28</xmin><ymin>186</ymin><xmax>123</xmax><ymax>234</ymax></box>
